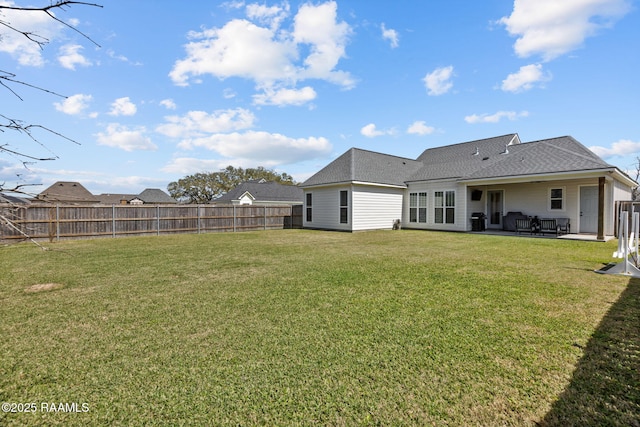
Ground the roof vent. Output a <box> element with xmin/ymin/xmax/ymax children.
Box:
<box><xmin>482</xmin><ymin>156</ymin><xmax>489</xmax><ymax>161</ymax></box>
<box><xmin>473</xmin><ymin>147</ymin><xmax>479</xmax><ymax>156</ymax></box>
<box><xmin>501</xmin><ymin>144</ymin><xmax>509</xmax><ymax>155</ymax></box>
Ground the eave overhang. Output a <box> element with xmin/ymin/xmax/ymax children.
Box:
<box><xmin>301</xmin><ymin>180</ymin><xmax>408</xmax><ymax>190</ymax></box>
<box><xmin>458</xmin><ymin>168</ymin><xmax>637</xmax><ymax>187</ymax></box>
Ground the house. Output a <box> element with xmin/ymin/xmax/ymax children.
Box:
<box><xmin>35</xmin><ymin>181</ymin><xmax>98</xmax><ymax>204</ymax></box>
<box><xmin>213</xmin><ymin>180</ymin><xmax>303</xmax><ymax>205</ymax></box>
<box><xmin>95</xmin><ymin>193</ymin><xmax>140</xmax><ymax>205</ymax></box>
<box><xmin>137</xmin><ymin>188</ymin><xmax>177</xmax><ymax>204</ymax></box>
<box><xmin>300</xmin><ymin>134</ymin><xmax>637</xmax><ymax>239</ymax></box>
<box><xmin>0</xmin><ymin>193</ymin><xmax>30</xmax><ymax>205</ymax></box>
<box><xmin>96</xmin><ymin>189</ymin><xmax>176</xmax><ymax>205</ymax></box>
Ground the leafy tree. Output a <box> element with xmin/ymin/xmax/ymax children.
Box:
<box><xmin>168</xmin><ymin>166</ymin><xmax>296</xmax><ymax>204</ymax></box>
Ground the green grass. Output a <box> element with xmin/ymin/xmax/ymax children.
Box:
<box><xmin>0</xmin><ymin>230</ymin><xmax>637</xmax><ymax>426</ymax></box>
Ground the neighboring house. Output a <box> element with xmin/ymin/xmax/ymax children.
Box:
<box><xmin>35</xmin><ymin>181</ymin><xmax>98</xmax><ymax>204</ymax></box>
<box><xmin>96</xmin><ymin>189</ymin><xmax>176</xmax><ymax>205</ymax></box>
<box><xmin>301</xmin><ymin>134</ymin><xmax>637</xmax><ymax>239</ymax></box>
<box><xmin>137</xmin><ymin>188</ymin><xmax>177</xmax><ymax>204</ymax></box>
<box><xmin>0</xmin><ymin>193</ymin><xmax>30</xmax><ymax>205</ymax></box>
<box><xmin>96</xmin><ymin>193</ymin><xmax>140</xmax><ymax>205</ymax></box>
<box><xmin>213</xmin><ymin>180</ymin><xmax>303</xmax><ymax>205</ymax></box>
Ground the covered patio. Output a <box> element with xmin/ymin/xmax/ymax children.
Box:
<box><xmin>468</xmin><ymin>229</ymin><xmax>615</xmax><ymax>242</ymax></box>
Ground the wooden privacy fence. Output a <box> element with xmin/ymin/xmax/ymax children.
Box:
<box><xmin>0</xmin><ymin>204</ymin><xmax>303</xmax><ymax>241</ymax></box>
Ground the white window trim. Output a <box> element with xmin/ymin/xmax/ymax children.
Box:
<box><xmin>548</xmin><ymin>186</ymin><xmax>566</xmax><ymax>212</ymax></box>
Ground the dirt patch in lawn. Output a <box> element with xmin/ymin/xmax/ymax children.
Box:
<box><xmin>24</xmin><ymin>283</ymin><xmax>65</xmax><ymax>293</ymax></box>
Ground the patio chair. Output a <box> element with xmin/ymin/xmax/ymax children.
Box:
<box><xmin>556</xmin><ymin>218</ymin><xmax>570</xmax><ymax>235</ymax></box>
<box><xmin>515</xmin><ymin>218</ymin><xmax>532</xmax><ymax>234</ymax></box>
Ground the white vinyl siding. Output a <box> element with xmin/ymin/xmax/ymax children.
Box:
<box><xmin>351</xmin><ymin>186</ymin><xmax>404</xmax><ymax>231</ymax></box>
<box><xmin>303</xmin><ymin>187</ymin><xmax>347</xmax><ymax>230</ymax></box>
<box><xmin>303</xmin><ymin>185</ymin><xmax>403</xmax><ymax>231</ymax></box>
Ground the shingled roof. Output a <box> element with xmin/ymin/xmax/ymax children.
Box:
<box><xmin>215</xmin><ymin>181</ymin><xmax>303</xmax><ymax>203</ymax></box>
<box><xmin>302</xmin><ymin>148</ymin><xmax>423</xmax><ymax>188</ymax></box>
<box><xmin>460</xmin><ymin>136</ymin><xmax>614</xmax><ymax>181</ymax></box>
<box><xmin>303</xmin><ymin>134</ymin><xmax>624</xmax><ymax>188</ymax></box>
<box><xmin>36</xmin><ymin>181</ymin><xmax>98</xmax><ymax>203</ymax></box>
<box><xmin>138</xmin><ymin>188</ymin><xmax>177</xmax><ymax>204</ymax></box>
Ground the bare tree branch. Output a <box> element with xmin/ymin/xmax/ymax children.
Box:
<box><xmin>0</xmin><ymin>1</ymin><xmax>101</xmax><ymax>193</ymax></box>
<box><xmin>0</xmin><ymin>1</ymin><xmax>103</xmax><ymax>48</ymax></box>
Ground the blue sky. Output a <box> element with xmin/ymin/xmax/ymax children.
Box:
<box><xmin>1</xmin><ymin>0</ymin><xmax>638</xmax><ymax>195</ymax></box>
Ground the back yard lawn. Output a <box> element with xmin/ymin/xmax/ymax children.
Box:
<box><xmin>0</xmin><ymin>230</ymin><xmax>638</xmax><ymax>426</ymax></box>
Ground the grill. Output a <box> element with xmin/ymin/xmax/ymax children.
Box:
<box><xmin>470</xmin><ymin>212</ymin><xmax>486</xmax><ymax>231</ymax></box>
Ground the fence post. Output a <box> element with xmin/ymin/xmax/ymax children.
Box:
<box><xmin>112</xmin><ymin>204</ymin><xmax>116</xmax><ymax>238</ymax></box>
<box><xmin>264</xmin><ymin>206</ymin><xmax>267</xmax><ymax>230</ymax></box>
<box><xmin>56</xmin><ymin>204</ymin><xmax>60</xmax><ymax>241</ymax></box>
<box><xmin>233</xmin><ymin>205</ymin><xmax>236</xmax><ymax>232</ymax></box>
<box><xmin>197</xmin><ymin>205</ymin><xmax>201</xmax><ymax>234</ymax></box>
<box><xmin>157</xmin><ymin>205</ymin><xmax>161</xmax><ymax>236</ymax></box>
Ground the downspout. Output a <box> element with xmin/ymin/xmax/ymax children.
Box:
<box><xmin>598</xmin><ymin>176</ymin><xmax>605</xmax><ymax>241</ymax></box>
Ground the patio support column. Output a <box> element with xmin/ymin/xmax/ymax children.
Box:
<box><xmin>597</xmin><ymin>176</ymin><xmax>605</xmax><ymax>241</ymax></box>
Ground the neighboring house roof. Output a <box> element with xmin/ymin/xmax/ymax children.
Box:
<box><xmin>137</xmin><ymin>188</ymin><xmax>177</xmax><ymax>204</ymax></box>
<box><xmin>303</xmin><ymin>134</ymin><xmax>635</xmax><ymax>188</ymax></box>
<box><xmin>35</xmin><ymin>181</ymin><xmax>98</xmax><ymax>203</ymax></box>
<box><xmin>0</xmin><ymin>193</ymin><xmax>30</xmax><ymax>204</ymax></box>
<box><xmin>215</xmin><ymin>181</ymin><xmax>303</xmax><ymax>203</ymax></box>
<box><xmin>96</xmin><ymin>193</ymin><xmax>139</xmax><ymax>204</ymax></box>
<box><xmin>302</xmin><ymin>148</ymin><xmax>423</xmax><ymax>188</ymax></box>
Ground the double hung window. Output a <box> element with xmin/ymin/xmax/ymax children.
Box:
<box><xmin>435</xmin><ymin>191</ymin><xmax>455</xmax><ymax>224</ymax></box>
<box><xmin>339</xmin><ymin>191</ymin><xmax>348</xmax><ymax>224</ymax></box>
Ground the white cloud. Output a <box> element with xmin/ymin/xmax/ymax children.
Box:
<box><xmin>423</xmin><ymin>66</ymin><xmax>454</xmax><ymax>96</ymax></box>
<box><xmin>253</xmin><ymin>86</ymin><xmax>317</xmax><ymax>106</ymax></box>
<box><xmin>407</xmin><ymin>121</ymin><xmax>435</xmax><ymax>136</ymax></box>
<box><xmin>156</xmin><ymin>108</ymin><xmax>255</xmax><ymax>138</ymax></box>
<box><xmin>589</xmin><ymin>139</ymin><xmax>640</xmax><ymax>158</ymax></box>
<box><xmin>246</xmin><ymin>2</ymin><xmax>290</xmax><ymax>29</ymax></box>
<box><xmin>95</xmin><ymin>124</ymin><xmax>157</xmax><ymax>152</ymax></box>
<box><xmin>108</xmin><ymin>97</ymin><xmax>137</xmax><ymax>116</ymax></box>
<box><xmin>501</xmin><ymin>63</ymin><xmax>551</xmax><ymax>93</ymax></box>
<box><xmin>0</xmin><ymin>1</ymin><xmax>62</xmax><ymax>66</ymax></box>
<box><xmin>293</xmin><ymin>1</ymin><xmax>353</xmax><ymax>86</ymax></box>
<box><xmin>169</xmin><ymin>19</ymin><xmax>297</xmax><ymax>87</ymax></box>
<box><xmin>464</xmin><ymin>110</ymin><xmax>529</xmax><ymax>124</ymax></box>
<box><xmin>160</xmin><ymin>99</ymin><xmax>177</xmax><ymax>110</ymax></box>
<box><xmin>499</xmin><ymin>0</ymin><xmax>631</xmax><ymax>61</ymax></box>
<box><xmin>54</xmin><ymin>93</ymin><xmax>93</xmax><ymax>115</ymax></box>
<box><xmin>360</xmin><ymin>123</ymin><xmax>393</xmax><ymax>138</ymax></box>
<box><xmin>381</xmin><ymin>23</ymin><xmax>399</xmax><ymax>48</ymax></box>
<box><xmin>58</xmin><ymin>44</ymin><xmax>92</xmax><ymax>70</ymax></box>
<box><xmin>169</xmin><ymin>1</ymin><xmax>354</xmax><ymax>96</ymax></box>
<box><xmin>176</xmin><ymin>130</ymin><xmax>332</xmax><ymax>166</ymax></box>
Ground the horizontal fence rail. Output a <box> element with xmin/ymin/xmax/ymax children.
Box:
<box><xmin>0</xmin><ymin>204</ymin><xmax>303</xmax><ymax>241</ymax></box>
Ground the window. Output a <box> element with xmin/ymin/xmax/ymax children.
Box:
<box><xmin>340</xmin><ymin>190</ymin><xmax>348</xmax><ymax>224</ymax></box>
<box><xmin>435</xmin><ymin>191</ymin><xmax>455</xmax><ymax>224</ymax></box>
<box><xmin>419</xmin><ymin>192</ymin><xmax>427</xmax><ymax>223</ymax></box>
<box><xmin>409</xmin><ymin>193</ymin><xmax>417</xmax><ymax>222</ymax></box>
<box><xmin>306</xmin><ymin>193</ymin><xmax>312</xmax><ymax>222</ymax></box>
<box><xmin>549</xmin><ymin>187</ymin><xmax>564</xmax><ymax>210</ymax></box>
<box><xmin>409</xmin><ymin>192</ymin><xmax>427</xmax><ymax>223</ymax></box>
